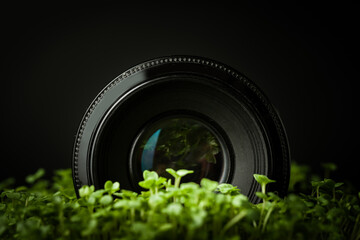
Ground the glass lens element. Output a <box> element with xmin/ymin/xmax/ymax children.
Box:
<box><xmin>132</xmin><ymin>117</ymin><xmax>223</xmax><ymax>183</ymax></box>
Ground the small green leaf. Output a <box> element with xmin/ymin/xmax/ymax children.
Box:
<box><xmin>116</xmin><ymin>189</ymin><xmax>138</xmax><ymax>199</ymax></box>
<box><xmin>311</xmin><ymin>180</ymin><xmax>324</xmax><ymax>187</ymax></box>
<box><xmin>104</xmin><ymin>181</ymin><xmax>120</xmax><ymax>194</ymax></box>
<box><xmin>100</xmin><ymin>195</ymin><xmax>113</xmax><ymax>205</ymax></box>
<box><xmin>166</xmin><ymin>168</ymin><xmax>178</xmax><ymax>178</ymax></box>
<box><xmin>6</xmin><ymin>192</ymin><xmax>21</xmax><ymax>200</ymax></box>
<box><xmin>180</xmin><ymin>182</ymin><xmax>200</xmax><ymax>191</ymax></box>
<box><xmin>104</xmin><ymin>180</ymin><xmax>113</xmax><ymax>191</ymax></box>
<box><xmin>15</xmin><ymin>186</ymin><xmax>27</xmax><ymax>192</ymax></box>
<box><xmin>163</xmin><ymin>202</ymin><xmax>183</xmax><ymax>216</ymax></box>
<box><xmin>149</xmin><ymin>195</ymin><xmax>166</xmax><ymax>209</ymax></box>
<box><xmin>112</xmin><ymin>182</ymin><xmax>120</xmax><ymax>191</ymax></box>
<box><xmin>52</xmin><ymin>195</ymin><xmax>63</xmax><ymax>204</ymax></box>
<box><xmin>200</xmin><ymin>178</ymin><xmax>218</xmax><ymax>192</ymax></box>
<box><xmin>157</xmin><ymin>223</ymin><xmax>173</xmax><ymax>232</ymax></box>
<box><xmin>90</xmin><ymin>189</ymin><xmax>106</xmax><ymax>199</ymax></box>
<box><xmin>139</xmin><ymin>179</ymin><xmax>156</xmax><ymax>189</ymax></box>
<box><xmin>79</xmin><ymin>185</ymin><xmax>95</xmax><ymax>198</ymax></box>
<box><xmin>143</xmin><ymin>170</ymin><xmax>159</xmax><ymax>181</ymax></box>
<box><xmin>254</xmin><ymin>174</ymin><xmax>276</xmax><ymax>195</ymax></box>
<box><xmin>156</xmin><ymin>177</ymin><xmax>167</xmax><ymax>186</ymax></box>
<box><xmin>253</xmin><ymin>174</ymin><xmax>276</xmax><ymax>186</ymax></box>
<box><xmin>232</xmin><ymin>194</ymin><xmax>250</xmax><ymax>208</ymax></box>
<box><xmin>25</xmin><ymin>168</ymin><xmax>45</xmax><ymax>184</ymax></box>
<box><xmin>114</xmin><ymin>200</ymin><xmax>129</xmax><ymax>209</ymax></box>
<box><xmin>256</xmin><ymin>192</ymin><xmax>268</xmax><ymax>200</ymax></box>
<box><xmin>334</xmin><ymin>182</ymin><xmax>344</xmax><ymax>188</ymax></box>
<box><xmin>217</xmin><ymin>183</ymin><xmax>240</xmax><ymax>195</ymax></box>
<box><xmin>176</xmin><ymin>169</ymin><xmax>194</xmax><ymax>177</ymax></box>
<box><xmin>87</xmin><ymin>196</ymin><xmax>96</xmax><ymax>205</ymax></box>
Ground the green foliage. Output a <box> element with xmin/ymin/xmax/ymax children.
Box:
<box><xmin>0</xmin><ymin>166</ymin><xmax>359</xmax><ymax>239</ymax></box>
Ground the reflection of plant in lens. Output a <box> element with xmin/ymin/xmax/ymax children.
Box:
<box><xmin>142</xmin><ymin>119</ymin><xmax>220</xmax><ymax>172</ymax></box>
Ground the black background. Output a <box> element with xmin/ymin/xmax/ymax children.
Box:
<box><xmin>3</xmin><ymin>2</ymin><xmax>359</xmax><ymax>190</ymax></box>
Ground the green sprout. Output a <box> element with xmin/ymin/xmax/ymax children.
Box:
<box><xmin>166</xmin><ymin>168</ymin><xmax>194</xmax><ymax>188</ymax></box>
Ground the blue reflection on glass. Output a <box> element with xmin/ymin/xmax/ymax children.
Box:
<box><xmin>141</xmin><ymin>129</ymin><xmax>161</xmax><ymax>172</ymax></box>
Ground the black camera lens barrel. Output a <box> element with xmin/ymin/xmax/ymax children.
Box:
<box><xmin>72</xmin><ymin>56</ymin><xmax>290</xmax><ymax>203</ymax></box>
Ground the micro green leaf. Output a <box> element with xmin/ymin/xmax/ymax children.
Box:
<box><xmin>143</xmin><ymin>170</ymin><xmax>159</xmax><ymax>181</ymax></box>
<box><xmin>104</xmin><ymin>180</ymin><xmax>113</xmax><ymax>191</ymax></box>
<box><xmin>156</xmin><ymin>177</ymin><xmax>167</xmax><ymax>186</ymax></box>
<box><xmin>176</xmin><ymin>169</ymin><xmax>194</xmax><ymax>177</ymax></box>
<box><xmin>139</xmin><ymin>179</ymin><xmax>156</xmax><ymax>190</ymax></box>
<box><xmin>180</xmin><ymin>182</ymin><xmax>199</xmax><ymax>191</ymax></box>
<box><xmin>87</xmin><ymin>196</ymin><xmax>96</xmax><ymax>205</ymax></box>
<box><xmin>112</xmin><ymin>182</ymin><xmax>120</xmax><ymax>191</ymax></box>
<box><xmin>256</xmin><ymin>192</ymin><xmax>268</xmax><ymax>200</ymax></box>
<box><xmin>166</xmin><ymin>168</ymin><xmax>193</xmax><ymax>188</ymax></box>
<box><xmin>25</xmin><ymin>168</ymin><xmax>45</xmax><ymax>184</ymax></box>
<box><xmin>99</xmin><ymin>195</ymin><xmax>113</xmax><ymax>205</ymax></box>
<box><xmin>253</xmin><ymin>174</ymin><xmax>276</xmax><ymax>194</ymax></box>
<box><xmin>5</xmin><ymin>192</ymin><xmax>21</xmax><ymax>200</ymax></box>
<box><xmin>253</xmin><ymin>174</ymin><xmax>276</xmax><ymax>187</ymax></box>
<box><xmin>104</xmin><ymin>181</ymin><xmax>120</xmax><ymax>195</ymax></box>
<box><xmin>79</xmin><ymin>185</ymin><xmax>95</xmax><ymax>198</ymax></box>
<box><xmin>149</xmin><ymin>195</ymin><xmax>166</xmax><ymax>209</ymax></box>
<box><xmin>232</xmin><ymin>194</ymin><xmax>250</xmax><ymax>208</ymax></box>
<box><xmin>335</xmin><ymin>182</ymin><xmax>344</xmax><ymax>188</ymax></box>
<box><xmin>163</xmin><ymin>202</ymin><xmax>183</xmax><ymax>217</ymax></box>
<box><xmin>113</xmin><ymin>199</ymin><xmax>128</xmax><ymax>209</ymax></box>
<box><xmin>90</xmin><ymin>189</ymin><xmax>106</xmax><ymax>199</ymax></box>
<box><xmin>116</xmin><ymin>189</ymin><xmax>138</xmax><ymax>199</ymax></box>
<box><xmin>200</xmin><ymin>178</ymin><xmax>219</xmax><ymax>192</ymax></box>
<box><xmin>165</xmin><ymin>168</ymin><xmax>178</xmax><ymax>178</ymax></box>
<box><xmin>217</xmin><ymin>183</ymin><xmax>240</xmax><ymax>195</ymax></box>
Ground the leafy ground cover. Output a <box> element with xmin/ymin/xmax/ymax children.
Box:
<box><xmin>0</xmin><ymin>163</ymin><xmax>359</xmax><ymax>240</ymax></box>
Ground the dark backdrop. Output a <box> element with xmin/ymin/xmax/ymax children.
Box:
<box><xmin>3</xmin><ymin>2</ymin><xmax>359</xmax><ymax>190</ymax></box>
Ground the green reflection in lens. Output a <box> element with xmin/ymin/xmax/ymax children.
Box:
<box><xmin>134</xmin><ymin>117</ymin><xmax>223</xmax><ymax>183</ymax></box>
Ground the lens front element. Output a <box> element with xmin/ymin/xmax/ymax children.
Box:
<box><xmin>131</xmin><ymin>117</ymin><xmax>224</xmax><ymax>184</ymax></box>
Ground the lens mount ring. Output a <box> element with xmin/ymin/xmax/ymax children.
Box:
<box><xmin>72</xmin><ymin>55</ymin><xmax>290</xmax><ymax>203</ymax></box>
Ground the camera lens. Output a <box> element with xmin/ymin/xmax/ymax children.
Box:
<box><xmin>72</xmin><ymin>56</ymin><xmax>290</xmax><ymax>203</ymax></box>
<box><xmin>130</xmin><ymin>117</ymin><xmax>226</xmax><ymax>185</ymax></box>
